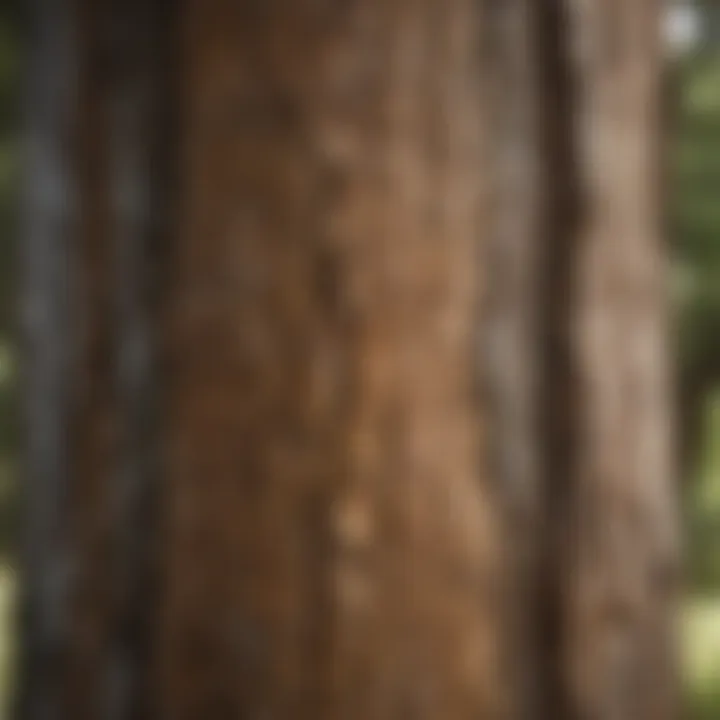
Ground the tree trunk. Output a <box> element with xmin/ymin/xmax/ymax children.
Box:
<box><xmin>157</xmin><ymin>1</ymin><xmax>503</xmax><ymax>718</ymax></box>
<box><xmin>562</xmin><ymin>2</ymin><xmax>681</xmax><ymax>718</ymax></box>
<box><xmin>19</xmin><ymin>1</ymin><xmax>176</xmax><ymax>718</ymax></box>
<box><xmin>65</xmin><ymin>1</ymin><xmax>113</xmax><ymax>717</ymax></box>
<box><xmin>17</xmin><ymin>1</ymin><xmax>680</xmax><ymax>719</ymax></box>
<box><xmin>18</xmin><ymin>1</ymin><xmax>78</xmax><ymax>717</ymax></box>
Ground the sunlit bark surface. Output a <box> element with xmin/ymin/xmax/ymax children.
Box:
<box><xmin>158</xmin><ymin>1</ymin><xmax>503</xmax><ymax>719</ymax></box>
<box><xmin>563</xmin><ymin>2</ymin><xmax>680</xmax><ymax>718</ymax></box>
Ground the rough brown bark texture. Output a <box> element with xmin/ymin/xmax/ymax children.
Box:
<box><xmin>562</xmin><ymin>2</ymin><xmax>680</xmax><ymax>718</ymax></box>
<box><xmin>484</xmin><ymin>2</ymin><xmax>680</xmax><ymax>719</ymax></box>
<box><xmin>158</xmin><ymin>1</ymin><xmax>503</xmax><ymax>718</ymax></box>
<box><xmin>18</xmin><ymin>1</ymin><xmax>679</xmax><ymax>719</ymax></box>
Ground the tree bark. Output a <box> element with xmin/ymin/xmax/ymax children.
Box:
<box><xmin>19</xmin><ymin>1</ymin><xmax>176</xmax><ymax>718</ymax></box>
<box><xmin>482</xmin><ymin>2</ymin><xmax>544</xmax><ymax>718</ymax></box>
<box><xmin>65</xmin><ymin>1</ymin><xmax>113</xmax><ymax>717</ymax></box>
<box><xmin>562</xmin><ymin>2</ymin><xmax>681</xmax><ymax>718</ymax></box>
<box><xmin>18</xmin><ymin>1</ymin><xmax>78</xmax><ymax>717</ymax></box>
<box><xmin>17</xmin><ymin>1</ymin><xmax>680</xmax><ymax>719</ymax></box>
<box><xmin>157</xmin><ymin>1</ymin><xmax>503</xmax><ymax>719</ymax></box>
<box><xmin>102</xmin><ymin>0</ymin><xmax>175</xmax><ymax>717</ymax></box>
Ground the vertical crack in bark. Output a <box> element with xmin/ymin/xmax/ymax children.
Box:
<box><xmin>65</xmin><ymin>1</ymin><xmax>114</xmax><ymax>717</ymax></box>
<box><xmin>535</xmin><ymin>1</ymin><xmax>582</xmax><ymax>718</ymax></box>
<box><xmin>104</xmin><ymin>1</ymin><xmax>178</xmax><ymax>718</ymax></box>
<box><xmin>482</xmin><ymin>1</ymin><xmax>582</xmax><ymax>717</ymax></box>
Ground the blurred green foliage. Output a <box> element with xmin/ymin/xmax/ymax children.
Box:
<box><xmin>673</xmin><ymin>20</ymin><xmax>720</xmax><ymax>716</ymax></box>
<box><xmin>674</xmin><ymin>45</ymin><xmax>720</xmax><ymax>592</ymax></box>
<box><xmin>675</xmin><ymin>51</ymin><xmax>720</xmax><ymax>377</ymax></box>
<box><xmin>683</xmin><ymin>599</ymin><xmax>720</xmax><ymax>719</ymax></box>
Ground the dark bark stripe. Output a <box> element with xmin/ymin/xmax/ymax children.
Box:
<box><xmin>104</xmin><ymin>1</ymin><xmax>177</xmax><ymax>718</ymax></box>
<box><xmin>17</xmin><ymin>0</ymin><xmax>78</xmax><ymax>717</ymax></box>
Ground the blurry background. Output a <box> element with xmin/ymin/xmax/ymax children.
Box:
<box><xmin>0</xmin><ymin>1</ymin><xmax>719</xmax><ymax>717</ymax></box>
<box><xmin>669</xmin><ymin>2</ymin><xmax>720</xmax><ymax>717</ymax></box>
